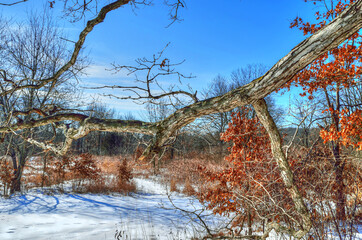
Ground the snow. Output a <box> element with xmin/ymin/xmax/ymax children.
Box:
<box><xmin>1</xmin><ymin>177</ymin><xmax>360</xmax><ymax>239</ymax></box>
<box><xmin>0</xmin><ymin>177</ymin><xmax>225</xmax><ymax>240</ymax></box>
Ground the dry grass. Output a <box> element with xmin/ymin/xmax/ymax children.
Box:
<box><xmin>21</xmin><ymin>154</ymin><xmax>137</xmax><ymax>195</ymax></box>
<box><xmin>182</xmin><ymin>178</ymin><xmax>196</xmax><ymax>196</ymax></box>
<box><xmin>161</xmin><ymin>157</ymin><xmax>227</xmax><ymax>196</ymax></box>
<box><xmin>16</xmin><ymin>152</ymin><xmax>225</xmax><ymax>198</ymax></box>
<box><xmin>170</xmin><ymin>178</ymin><xmax>178</xmax><ymax>192</ymax></box>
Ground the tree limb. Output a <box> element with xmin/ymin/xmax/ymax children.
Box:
<box><xmin>253</xmin><ymin>99</ymin><xmax>312</xmax><ymax>239</ymax></box>
<box><xmin>139</xmin><ymin>0</ymin><xmax>362</xmax><ymax>160</ymax></box>
<box><xmin>0</xmin><ymin>0</ymin><xmax>28</xmax><ymax>6</ymax></box>
<box><xmin>0</xmin><ymin>0</ymin><xmax>131</xmax><ymax>96</ymax></box>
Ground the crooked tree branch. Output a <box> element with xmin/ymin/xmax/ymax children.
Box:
<box><xmin>0</xmin><ymin>0</ymin><xmax>131</xmax><ymax>96</ymax></box>
<box><xmin>0</xmin><ymin>2</ymin><xmax>359</xmax><ymax>238</ymax></box>
<box><xmin>101</xmin><ymin>43</ymin><xmax>197</xmax><ymax>104</ymax></box>
<box><xmin>0</xmin><ymin>0</ymin><xmax>28</xmax><ymax>6</ymax></box>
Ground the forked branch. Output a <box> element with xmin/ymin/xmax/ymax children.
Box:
<box><xmin>90</xmin><ymin>43</ymin><xmax>198</xmax><ymax>104</ymax></box>
<box><xmin>0</xmin><ymin>0</ymin><xmax>132</xmax><ymax>97</ymax></box>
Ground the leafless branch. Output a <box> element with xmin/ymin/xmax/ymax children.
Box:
<box><xmin>0</xmin><ymin>0</ymin><xmax>131</xmax><ymax>97</ymax></box>
<box><xmin>90</xmin><ymin>43</ymin><xmax>198</xmax><ymax>104</ymax></box>
<box><xmin>164</xmin><ymin>0</ymin><xmax>186</xmax><ymax>27</ymax></box>
<box><xmin>0</xmin><ymin>0</ymin><xmax>28</xmax><ymax>6</ymax></box>
<box><xmin>283</xmin><ymin>114</ymin><xmax>309</xmax><ymax>159</ymax></box>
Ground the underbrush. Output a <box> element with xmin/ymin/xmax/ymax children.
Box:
<box><xmin>20</xmin><ymin>154</ymin><xmax>136</xmax><ymax>195</ymax></box>
<box><xmin>2</xmin><ymin>152</ymin><xmax>361</xmax><ymax>239</ymax></box>
<box><xmin>162</xmin><ymin>156</ymin><xmax>227</xmax><ymax>195</ymax></box>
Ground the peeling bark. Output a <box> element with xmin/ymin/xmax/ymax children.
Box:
<box><xmin>0</xmin><ymin>1</ymin><xmax>360</xmax><ymax>237</ymax></box>
<box><xmin>139</xmin><ymin>0</ymin><xmax>362</xmax><ymax>159</ymax></box>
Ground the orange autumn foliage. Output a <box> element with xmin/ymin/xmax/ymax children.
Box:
<box><xmin>320</xmin><ymin>109</ymin><xmax>362</xmax><ymax>150</ymax></box>
<box><xmin>199</xmin><ymin>108</ymin><xmax>290</xmax><ymax>219</ymax></box>
<box><xmin>288</xmin><ymin>0</ymin><xmax>362</xmax><ymax>150</ymax></box>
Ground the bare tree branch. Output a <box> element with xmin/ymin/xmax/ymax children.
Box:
<box><xmin>164</xmin><ymin>0</ymin><xmax>186</xmax><ymax>27</ymax></box>
<box><xmin>91</xmin><ymin>43</ymin><xmax>198</xmax><ymax>104</ymax></box>
<box><xmin>0</xmin><ymin>0</ymin><xmax>28</xmax><ymax>6</ymax></box>
<box><xmin>0</xmin><ymin>0</ymin><xmax>131</xmax><ymax>97</ymax></box>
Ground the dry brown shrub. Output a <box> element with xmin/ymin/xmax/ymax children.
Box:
<box><xmin>0</xmin><ymin>158</ymin><xmax>13</xmax><ymax>195</ymax></box>
<box><xmin>48</xmin><ymin>155</ymin><xmax>72</xmax><ymax>184</ymax></box>
<box><xmin>165</xmin><ymin>158</ymin><xmax>226</xmax><ymax>186</ymax></box>
<box><xmin>93</xmin><ymin>154</ymin><xmax>149</xmax><ymax>178</ymax></box>
<box><xmin>115</xmin><ymin>158</ymin><xmax>136</xmax><ymax>193</ymax></box>
<box><xmin>170</xmin><ymin>178</ymin><xmax>178</xmax><ymax>192</ymax></box>
<box><xmin>80</xmin><ymin>157</ymin><xmax>136</xmax><ymax>194</ymax></box>
<box><xmin>112</xmin><ymin>177</ymin><xmax>136</xmax><ymax>194</ymax></box>
<box><xmin>25</xmin><ymin>174</ymin><xmax>43</xmax><ymax>188</ymax></box>
<box><xmin>118</xmin><ymin>158</ymin><xmax>132</xmax><ymax>182</ymax></box>
<box><xmin>71</xmin><ymin>154</ymin><xmax>100</xmax><ymax>180</ymax></box>
<box><xmin>94</xmin><ymin>155</ymin><xmax>120</xmax><ymax>175</ymax></box>
<box><xmin>20</xmin><ymin>154</ymin><xmax>137</xmax><ymax>195</ymax></box>
<box><xmin>182</xmin><ymin>178</ymin><xmax>195</xmax><ymax>196</ymax></box>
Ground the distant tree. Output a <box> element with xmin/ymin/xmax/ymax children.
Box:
<box><xmin>201</xmin><ymin>75</ymin><xmax>232</xmax><ymax>157</ymax></box>
<box><xmin>0</xmin><ymin>10</ymin><xmax>84</xmax><ymax>193</ymax></box>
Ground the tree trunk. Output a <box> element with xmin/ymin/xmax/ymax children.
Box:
<box><xmin>10</xmin><ymin>169</ymin><xmax>22</xmax><ymax>194</ymax></box>
<box><xmin>247</xmin><ymin>206</ymin><xmax>253</xmax><ymax>236</ymax></box>
<box><xmin>332</xmin><ymin>144</ymin><xmax>346</xmax><ymax>220</ymax></box>
<box><xmin>253</xmin><ymin>99</ymin><xmax>312</xmax><ymax>239</ymax></box>
<box><xmin>10</xmin><ymin>144</ymin><xmax>31</xmax><ymax>194</ymax></box>
<box><xmin>9</xmin><ymin>150</ymin><xmax>20</xmax><ymax>194</ymax></box>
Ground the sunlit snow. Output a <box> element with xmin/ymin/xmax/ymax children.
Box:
<box><xmin>0</xmin><ymin>177</ymin><xmax>225</xmax><ymax>240</ymax></box>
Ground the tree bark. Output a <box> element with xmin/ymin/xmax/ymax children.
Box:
<box><xmin>138</xmin><ymin>0</ymin><xmax>362</xmax><ymax>160</ymax></box>
<box><xmin>333</xmin><ymin>144</ymin><xmax>346</xmax><ymax>220</ymax></box>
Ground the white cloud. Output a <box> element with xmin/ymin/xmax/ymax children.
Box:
<box><xmin>81</xmin><ymin>91</ymin><xmax>146</xmax><ymax>116</ymax></box>
<box><xmin>82</xmin><ymin>64</ymin><xmax>129</xmax><ymax>79</ymax></box>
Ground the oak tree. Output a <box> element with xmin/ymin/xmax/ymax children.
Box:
<box><xmin>288</xmin><ymin>0</ymin><xmax>362</xmax><ymax>220</ymax></box>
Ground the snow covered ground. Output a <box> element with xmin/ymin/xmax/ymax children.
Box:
<box><xmin>0</xmin><ymin>177</ymin><xmax>226</xmax><ymax>240</ymax></box>
<box><xmin>1</xmin><ymin>177</ymin><xmax>360</xmax><ymax>240</ymax></box>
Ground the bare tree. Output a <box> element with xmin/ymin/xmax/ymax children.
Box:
<box><xmin>0</xmin><ymin>9</ymin><xmax>85</xmax><ymax>193</ymax></box>
<box><xmin>200</xmin><ymin>75</ymin><xmax>232</xmax><ymax>158</ymax></box>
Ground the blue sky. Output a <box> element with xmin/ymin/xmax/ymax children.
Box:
<box><xmin>2</xmin><ymin>0</ymin><xmax>319</xmax><ymax>117</ymax></box>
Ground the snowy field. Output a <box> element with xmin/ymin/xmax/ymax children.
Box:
<box><xmin>0</xmin><ymin>177</ymin><xmax>226</xmax><ymax>240</ymax></box>
<box><xmin>1</xmin><ymin>177</ymin><xmax>360</xmax><ymax>240</ymax></box>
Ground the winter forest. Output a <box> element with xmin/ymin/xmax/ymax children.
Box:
<box><xmin>0</xmin><ymin>0</ymin><xmax>361</xmax><ymax>239</ymax></box>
